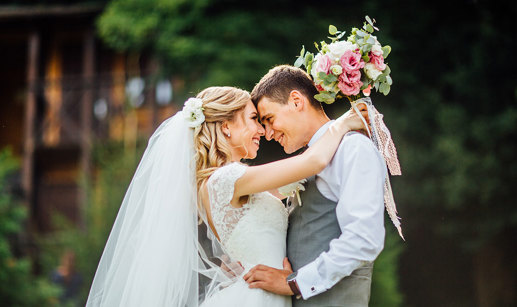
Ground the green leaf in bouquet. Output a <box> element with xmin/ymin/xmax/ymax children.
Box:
<box><xmin>336</xmin><ymin>31</ymin><xmax>347</xmax><ymax>40</ymax></box>
<box><xmin>377</xmin><ymin>74</ymin><xmax>386</xmax><ymax>83</ymax></box>
<box><xmin>365</xmin><ymin>16</ymin><xmax>379</xmax><ymax>31</ymax></box>
<box><xmin>299</xmin><ymin>46</ymin><xmax>305</xmax><ymax>58</ymax></box>
<box><xmin>356</xmin><ymin>30</ymin><xmax>366</xmax><ymax>37</ymax></box>
<box><xmin>374</xmin><ymin>80</ymin><xmax>380</xmax><ymax>90</ymax></box>
<box><xmin>382</xmin><ymin>45</ymin><xmax>392</xmax><ymax>58</ymax></box>
<box><xmin>367</xmin><ymin>37</ymin><xmax>376</xmax><ymax>45</ymax></box>
<box><xmin>347</xmin><ymin>33</ymin><xmax>356</xmax><ymax>43</ymax></box>
<box><xmin>314</xmin><ymin>42</ymin><xmax>320</xmax><ymax>51</ymax></box>
<box><xmin>314</xmin><ymin>91</ymin><xmax>336</xmax><ymax>104</ymax></box>
<box><xmin>379</xmin><ymin>82</ymin><xmax>391</xmax><ymax>95</ymax></box>
<box><xmin>360</xmin><ymin>82</ymin><xmax>370</xmax><ymax>90</ymax></box>
<box><xmin>384</xmin><ymin>84</ymin><xmax>391</xmax><ymax>95</ymax></box>
<box><xmin>304</xmin><ymin>52</ymin><xmax>314</xmax><ymax>68</ymax></box>
<box><xmin>294</xmin><ymin>56</ymin><xmax>304</xmax><ymax>68</ymax></box>
<box><xmin>362</xmin><ymin>55</ymin><xmax>370</xmax><ymax>62</ymax></box>
<box><xmin>383</xmin><ymin>65</ymin><xmax>391</xmax><ymax>75</ymax></box>
<box><xmin>319</xmin><ymin>72</ymin><xmax>337</xmax><ymax>85</ymax></box>
<box><xmin>379</xmin><ymin>82</ymin><xmax>387</xmax><ymax>94</ymax></box>
<box><xmin>329</xmin><ymin>25</ymin><xmax>338</xmax><ymax>35</ymax></box>
<box><xmin>362</xmin><ymin>44</ymin><xmax>372</xmax><ymax>53</ymax></box>
<box><xmin>365</xmin><ymin>24</ymin><xmax>374</xmax><ymax>33</ymax></box>
<box><xmin>321</xmin><ymin>41</ymin><xmax>329</xmax><ymax>53</ymax></box>
<box><xmin>307</xmin><ymin>62</ymin><xmax>313</xmax><ymax>75</ymax></box>
<box><xmin>386</xmin><ymin>75</ymin><xmax>393</xmax><ymax>85</ymax></box>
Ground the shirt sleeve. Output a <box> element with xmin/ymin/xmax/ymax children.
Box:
<box><xmin>295</xmin><ymin>133</ymin><xmax>386</xmax><ymax>299</ymax></box>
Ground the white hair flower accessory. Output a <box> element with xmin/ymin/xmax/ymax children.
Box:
<box><xmin>182</xmin><ymin>97</ymin><xmax>205</xmax><ymax>128</ymax></box>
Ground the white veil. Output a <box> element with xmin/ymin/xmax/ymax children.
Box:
<box><xmin>86</xmin><ymin>111</ymin><xmax>239</xmax><ymax>306</ymax></box>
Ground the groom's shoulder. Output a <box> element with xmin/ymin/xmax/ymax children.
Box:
<box><xmin>337</xmin><ymin>131</ymin><xmax>379</xmax><ymax>156</ymax></box>
<box><xmin>342</xmin><ymin>131</ymin><xmax>375</xmax><ymax>146</ymax></box>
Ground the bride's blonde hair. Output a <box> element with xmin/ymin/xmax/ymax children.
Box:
<box><xmin>194</xmin><ymin>86</ymin><xmax>250</xmax><ymax>191</ymax></box>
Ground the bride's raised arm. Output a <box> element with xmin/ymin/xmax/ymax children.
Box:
<box><xmin>234</xmin><ymin>110</ymin><xmax>366</xmax><ymax>198</ymax></box>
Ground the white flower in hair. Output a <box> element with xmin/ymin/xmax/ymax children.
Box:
<box><xmin>182</xmin><ymin>97</ymin><xmax>205</xmax><ymax>128</ymax></box>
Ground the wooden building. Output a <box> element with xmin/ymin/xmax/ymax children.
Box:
<box><xmin>0</xmin><ymin>2</ymin><xmax>176</xmax><ymax>234</ymax></box>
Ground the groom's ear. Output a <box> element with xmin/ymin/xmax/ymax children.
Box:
<box><xmin>288</xmin><ymin>90</ymin><xmax>305</xmax><ymax>112</ymax></box>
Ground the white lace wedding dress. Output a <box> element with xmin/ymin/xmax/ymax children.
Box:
<box><xmin>201</xmin><ymin>162</ymin><xmax>292</xmax><ymax>307</ymax></box>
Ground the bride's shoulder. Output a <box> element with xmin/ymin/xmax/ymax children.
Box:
<box><xmin>208</xmin><ymin>162</ymin><xmax>248</xmax><ymax>184</ymax></box>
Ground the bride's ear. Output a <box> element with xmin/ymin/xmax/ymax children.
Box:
<box><xmin>221</xmin><ymin>121</ymin><xmax>231</xmax><ymax>138</ymax></box>
<box><xmin>288</xmin><ymin>90</ymin><xmax>305</xmax><ymax>111</ymax></box>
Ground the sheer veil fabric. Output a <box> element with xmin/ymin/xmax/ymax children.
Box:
<box><xmin>86</xmin><ymin>112</ymin><xmax>240</xmax><ymax>307</ymax></box>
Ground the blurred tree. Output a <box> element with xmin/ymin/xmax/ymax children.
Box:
<box><xmin>0</xmin><ymin>148</ymin><xmax>61</xmax><ymax>306</ymax></box>
<box><xmin>38</xmin><ymin>141</ymin><xmax>144</xmax><ymax>305</ymax></box>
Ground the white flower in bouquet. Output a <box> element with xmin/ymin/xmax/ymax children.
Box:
<box><xmin>327</xmin><ymin>41</ymin><xmax>357</xmax><ymax>62</ymax></box>
<box><xmin>330</xmin><ymin>64</ymin><xmax>343</xmax><ymax>76</ymax></box>
<box><xmin>371</xmin><ymin>43</ymin><xmax>383</xmax><ymax>57</ymax></box>
<box><xmin>364</xmin><ymin>63</ymin><xmax>383</xmax><ymax>81</ymax></box>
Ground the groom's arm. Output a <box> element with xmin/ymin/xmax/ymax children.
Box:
<box><xmin>294</xmin><ymin>133</ymin><xmax>386</xmax><ymax>299</ymax></box>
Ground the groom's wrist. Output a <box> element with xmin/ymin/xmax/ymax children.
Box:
<box><xmin>286</xmin><ymin>271</ymin><xmax>302</xmax><ymax>299</ymax></box>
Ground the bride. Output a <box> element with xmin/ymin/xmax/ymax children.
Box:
<box><xmin>86</xmin><ymin>86</ymin><xmax>367</xmax><ymax>307</ymax></box>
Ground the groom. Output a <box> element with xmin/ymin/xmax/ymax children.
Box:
<box><xmin>244</xmin><ymin>65</ymin><xmax>386</xmax><ymax>306</ymax></box>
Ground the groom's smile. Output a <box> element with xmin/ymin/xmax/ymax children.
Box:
<box><xmin>256</xmin><ymin>96</ymin><xmax>307</xmax><ymax>154</ymax></box>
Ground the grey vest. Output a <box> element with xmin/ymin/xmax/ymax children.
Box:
<box><xmin>287</xmin><ymin>176</ymin><xmax>373</xmax><ymax>307</ymax></box>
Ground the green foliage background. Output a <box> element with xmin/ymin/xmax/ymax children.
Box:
<box><xmin>0</xmin><ymin>149</ymin><xmax>61</xmax><ymax>306</ymax></box>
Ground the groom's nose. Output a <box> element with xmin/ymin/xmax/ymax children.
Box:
<box><xmin>265</xmin><ymin>126</ymin><xmax>274</xmax><ymax>141</ymax></box>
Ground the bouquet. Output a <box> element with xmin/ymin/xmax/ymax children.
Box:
<box><xmin>294</xmin><ymin>17</ymin><xmax>404</xmax><ymax>239</ymax></box>
<box><xmin>295</xmin><ymin>16</ymin><xmax>392</xmax><ymax>104</ymax></box>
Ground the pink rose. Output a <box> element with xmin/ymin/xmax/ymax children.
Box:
<box><xmin>369</xmin><ymin>52</ymin><xmax>386</xmax><ymax>71</ymax></box>
<box><xmin>340</xmin><ymin>50</ymin><xmax>365</xmax><ymax>73</ymax></box>
<box><xmin>316</xmin><ymin>54</ymin><xmax>332</xmax><ymax>75</ymax></box>
<box><xmin>345</xmin><ymin>70</ymin><xmax>361</xmax><ymax>83</ymax></box>
<box><xmin>338</xmin><ymin>73</ymin><xmax>363</xmax><ymax>96</ymax></box>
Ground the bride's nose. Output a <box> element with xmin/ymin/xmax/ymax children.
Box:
<box><xmin>257</xmin><ymin>123</ymin><xmax>265</xmax><ymax>136</ymax></box>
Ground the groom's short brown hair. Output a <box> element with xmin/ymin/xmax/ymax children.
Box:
<box><xmin>251</xmin><ymin>65</ymin><xmax>322</xmax><ymax>110</ymax></box>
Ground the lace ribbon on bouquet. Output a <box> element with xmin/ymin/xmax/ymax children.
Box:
<box><xmin>351</xmin><ymin>97</ymin><xmax>404</xmax><ymax>240</ymax></box>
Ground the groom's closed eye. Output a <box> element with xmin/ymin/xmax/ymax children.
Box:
<box><xmin>261</xmin><ymin>116</ymin><xmax>272</xmax><ymax>125</ymax></box>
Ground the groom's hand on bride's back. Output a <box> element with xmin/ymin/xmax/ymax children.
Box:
<box><xmin>243</xmin><ymin>257</ymin><xmax>294</xmax><ymax>296</ymax></box>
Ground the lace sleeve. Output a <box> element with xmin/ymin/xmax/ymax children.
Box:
<box><xmin>207</xmin><ymin>162</ymin><xmax>249</xmax><ymax>243</ymax></box>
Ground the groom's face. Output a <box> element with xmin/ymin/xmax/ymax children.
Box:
<box><xmin>257</xmin><ymin>97</ymin><xmax>306</xmax><ymax>154</ymax></box>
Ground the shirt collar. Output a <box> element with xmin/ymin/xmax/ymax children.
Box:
<box><xmin>308</xmin><ymin>120</ymin><xmax>334</xmax><ymax>147</ymax></box>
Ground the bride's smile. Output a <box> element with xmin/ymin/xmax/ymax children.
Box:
<box><xmin>226</xmin><ymin>100</ymin><xmax>265</xmax><ymax>160</ymax></box>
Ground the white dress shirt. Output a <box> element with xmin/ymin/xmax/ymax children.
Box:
<box><xmin>295</xmin><ymin>121</ymin><xmax>387</xmax><ymax>299</ymax></box>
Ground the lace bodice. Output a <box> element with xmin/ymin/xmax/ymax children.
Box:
<box><xmin>206</xmin><ymin>162</ymin><xmax>288</xmax><ymax>268</ymax></box>
<box><xmin>207</xmin><ymin>162</ymin><xmax>249</xmax><ymax>243</ymax></box>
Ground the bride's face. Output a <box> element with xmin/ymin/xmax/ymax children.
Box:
<box><xmin>226</xmin><ymin>100</ymin><xmax>265</xmax><ymax>160</ymax></box>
